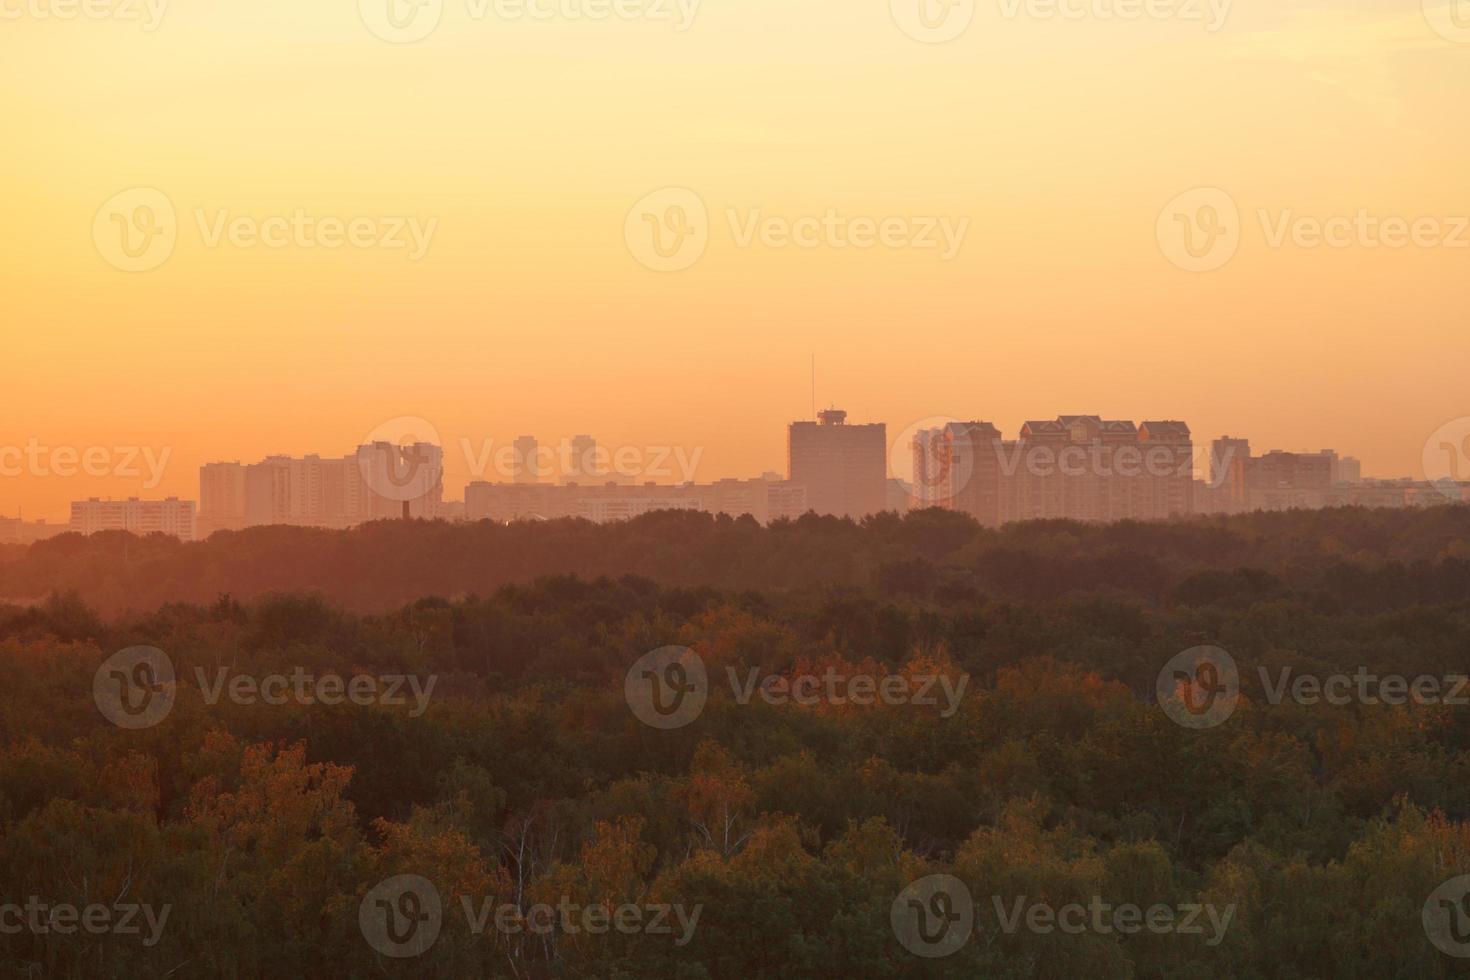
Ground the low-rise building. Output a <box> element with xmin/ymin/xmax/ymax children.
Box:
<box><xmin>0</xmin><ymin>517</ymin><xmax>68</xmax><ymax>546</ymax></box>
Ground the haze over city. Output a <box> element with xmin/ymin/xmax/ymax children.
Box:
<box><xmin>8</xmin><ymin>1</ymin><xmax>1470</xmax><ymax>976</ymax></box>
<box><xmin>4</xmin><ymin>0</ymin><xmax>1469</xmax><ymax>522</ymax></box>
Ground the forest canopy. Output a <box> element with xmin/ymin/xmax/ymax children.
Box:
<box><xmin>2</xmin><ymin>506</ymin><xmax>1470</xmax><ymax>976</ymax></box>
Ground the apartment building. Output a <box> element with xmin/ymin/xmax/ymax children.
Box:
<box><xmin>912</xmin><ymin>415</ymin><xmax>1194</xmax><ymax>526</ymax></box>
<box><xmin>70</xmin><ymin>497</ymin><xmax>197</xmax><ymax>541</ymax></box>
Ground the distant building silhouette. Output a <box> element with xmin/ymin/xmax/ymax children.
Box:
<box><xmin>1250</xmin><ymin>449</ymin><xmax>1334</xmax><ymax>493</ymax></box>
<box><xmin>465</xmin><ymin>475</ymin><xmax>806</xmax><ymax>526</ymax></box>
<box><xmin>912</xmin><ymin>422</ymin><xmax>1005</xmax><ymax>523</ymax></box>
<box><xmin>912</xmin><ymin>415</ymin><xmax>1193</xmax><ymax>525</ymax></box>
<box><xmin>566</xmin><ymin>435</ymin><xmax>599</xmax><ymax>484</ymax></box>
<box><xmin>787</xmin><ymin>409</ymin><xmax>887</xmax><ymax>519</ymax></box>
<box><xmin>1209</xmin><ymin>437</ymin><xmax>1251</xmax><ymax>510</ymax></box>
<box><xmin>0</xmin><ymin>516</ymin><xmax>66</xmax><ymax>546</ymax></box>
<box><xmin>70</xmin><ymin>497</ymin><xmax>196</xmax><ymax>541</ymax></box>
<box><xmin>199</xmin><ymin>443</ymin><xmax>444</xmax><ymax>535</ymax></box>
<box><xmin>1192</xmin><ymin>442</ymin><xmax>1430</xmax><ymax>514</ymax></box>
<box><xmin>887</xmin><ymin>477</ymin><xmax>913</xmax><ymax>516</ymax></box>
<box><xmin>356</xmin><ymin>441</ymin><xmax>444</xmax><ymax>521</ymax></box>
<box><xmin>199</xmin><ymin>461</ymin><xmax>249</xmax><ymax>533</ymax></box>
<box><xmin>513</xmin><ymin>436</ymin><xmax>539</xmax><ymax>484</ymax></box>
<box><xmin>179</xmin><ymin>418</ymin><xmax>1460</xmax><ymax>539</ymax></box>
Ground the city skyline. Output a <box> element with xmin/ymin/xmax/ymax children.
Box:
<box><xmin>0</xmin><ymin>404</ymin><xmax>1430</xmax><ymax>524</ymax></box>
<box><xmin>7</xmin><ymin>1</ymin><xmax>1470</xmax><ymax>974</ymax></box>
<box><xmin>7</xmin><ymin>407</ymin><xmax>1464</xmax><ymax>544</ymax></box>
<box><xmin>2</xmin><ymin>401</ymin><xmax>1460</xmax><ymax>524</ymax></box>
<box><xmin>4</xmin><ymin>3</ymin><xmax>1469</xmax><ymax>524</ymax></box>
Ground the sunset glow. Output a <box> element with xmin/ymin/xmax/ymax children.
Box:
<box><xmin>3</xmin><ymin>0</ymin><xmax>1468</xmax><ymax>518</ymax></box>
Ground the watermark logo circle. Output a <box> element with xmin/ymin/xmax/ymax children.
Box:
<box><xmin>93</xmin><ymin>646</ymin><xmax>176</xmax><ymax>729</ymax></box>
<box><xmin>891</xmin><ymin>0</ymin><xmax>975</xmax><ymax>43</ymax></box>
<box><xmin>1157</xmin><ymin>187</ymin><xmax>1240</xmax><ymax>273</ymax></box>
<box><xmin>1424</xmin><ymin>0</ymin><xmax>1470</xmax><ymax>43</ymax></box>
<box><xmin>359</xmin><ymin>416</ymin><xmax>443</xmax><ymax>503</ymax></box>
<box><xmin>360</xmin><ymin>874</ymin><xmax>443</xmax><ymax>958</ymax></box>
<box><xmin>1423</xmin><ymin>417</ymin><xmax>1470</xmax><ymax>501</ymax></box>
<box><xmin>1156</xmin><ymin>645</ymin><xmax>1239</xmax><ymax>729</ymax></box>
<box><xmin>359</xmin><ymin>0</ymin><xmax>443</xmax><ymax>42</ymax></box>
<box><xmin>625</xmin><ymin>188</ymin><xmax>708</xmax><ymax>272</ymax></box>
<box><xmin>892</xmin><ymin>415</ymin><xmax>980</xmax><ymax>509</ymax></box>
<box><xmin>94</xmin><ymin>188</ymin><xmax>177</xmax><ymax>273</ymax></box>
<box><xmin>891</xmin><ymin>874</ymin><xmax>974</xmax><ymax>958</ymax></box>
<box><xmin>625</xmin><ymin>645</ymin><xmax>708</xmax><ymax>730</ymax></box>
<box><xmin>1424</xmin><ymin>875</ymin><xmax>1470</xmax><ymax>958</ymax></box>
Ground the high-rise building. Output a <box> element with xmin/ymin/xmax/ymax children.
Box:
<box><xmin>70</xmin><ymin>497</ymin><xmax>197</xmax><ymax>541</ymax></box>
<box><xmin>564</xmin><ymin>435</ymin><xmax>598</xmax><ymax>484</ymax></box>
<box><xmin>911</xmin><ymin>421</ymin><xmax>1005</xmax><ymax>525</ymax></box>
<box><xmin>1309</xmin><ymin>450</ymin><xmax>1346</xmax><ymax>485</ymax></box>
<box><xmin>1010</xmin><ymin>416</ymin><xmax>1192</xmax><ymax>522</ymax></box>
<box><xmin>201</xmin><ymin>442</ymin><xmax>444</xmax><ymax>533</ymax></box>
<box><xmin>912</xmin><ymin>415</ymin><xmax>1193</xmax><ymax>525</ymax></box>
<box><xmin>513</xmin><ymin>436</ymin><xmax>539</xmax><ymax>484</ymax></box>
<box><xmin>1198</xmin><ymin>440</ymin><xmax>1383</xmax><ymax>513</ymax></box>
<box><xmin>1248</xmin><ymin>450</ymin><xmax>1334</xmax><ymax>492</ymax></box>
<box><xmin>199</xmin><ymin>461</ymin><xmax>248</xmax><ymax>535</ymax></box>
<box><xmin>354</xmin><ymin>441</ymin><xmax>444</xmax><ymax>520</ymax></box>
<box><xmin>910</xmin><ymin>428</ymin><xmax>947</xmax><ymax>511</ymax></box>
<box><xmin>1138</xmin><ymin>421</ymin><xmax>1195</xmax><ymax>518</ymax></box>
<box><xmin>787</xmin><ymin>409</ymin><xmax>887</xmax><ymax>519</ymax></box>
<box><xmin>243</xmin><ymin>454</ymin><xmax>348</xmax><ymax>527</ymax></box>
<box><xmin>1210</xmin><ymin>437</ymin><xmax>1251</xmax><ymax>509</ymax></box>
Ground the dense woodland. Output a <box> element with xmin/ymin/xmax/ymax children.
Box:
<box><xmin>3</xmin><ymin>506</ymin><xmax>1470</xmax><ymax>976</ymax></box>
<box><xmin>4</xmin><ymin>505</ymin><xmax>1470</xmax><ymax>615</ymax></box>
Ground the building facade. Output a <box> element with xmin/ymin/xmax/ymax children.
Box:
<box><xmin>198</xmin><ymin>443</ymin><xmax>445</xmax><ymax>536</ymax></box>
<box><xmin>199</xmin><ymin>461</ymin><xmax>249</xmax><ymax>534</ymax></box>
<box><xmin>70</xmin><ymin>497</ymin><xmax>197</xmax><ymax>541</ymax></box>
<box><xmin>1200</xmin><ymin>443</ymin><xmax>1361</xmax><ymax>514</ymax></box>
<box><xmin>513</xmin><ymin>436</ymin><xmax>539</xmax><ymax>484</ymax></box>
<box><xmin>787</xmin><ymin>410</ymin><xmax>887</xmax><ymax>520</ymax></box>
<box><xmin>566</xmin><ymin>435</ymin><xmax>599</xmax><ymax>483</ymax></box>
<box><xmin>1209</xmin><ymin>437</ymin><xmax>1251</xmax><ymax>510</ymax></box>
<box><xmin>912</xmin><ymin>415</ymin><xmax>1194</xmax><ymax>526</ymax></box>
<box><xmin>0</xmin><ymin>517</ymin><xmax>67</xmax><ymax>546</ymax></box>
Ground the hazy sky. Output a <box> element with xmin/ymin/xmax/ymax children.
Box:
<box><xmin>2</xmin><ymin>0</ymin><xmax>1468</xmax><ymax>519</ymax></box>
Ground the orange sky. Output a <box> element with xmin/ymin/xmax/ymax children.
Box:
<box><xmin>2</xmin><ymin>0</ymin><xmax>1468</xmax><ymax>520</ymax></box>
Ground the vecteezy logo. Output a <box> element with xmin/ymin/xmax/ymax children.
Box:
<box><xmin>1423</xmin><ymin>418</ymin><xmax>1470</xmax><ymax>501</ymax></box>
<box><xmin>625</xmin><ymin>188</ymin><xmax>708</xmax><ymax>272</ymax></box>
<box><xmin>358</xmin><ymin>416</ymin><xmax>444</xmax><ymax>504</ymax></box>
<box><xmin>893</xmin><ymin>415</ymin><xmax>978</xmax><ymax>508</ymax></box>
<box><xmin>1424</xmin><ymin>0</ymin><xmax>1470</xmax><ymax>43</ymax></box>
<box><xmin>1424</xmin><ymin>875</ymin><xmax>1470</xmax><ymax>958</ymax></box>
<box><xmin>93</xmin><ymin>646</ymin><xmax>176</xmax><ymax>729</ymax></box>
<box><xmin>1157</xmin><ymin>646</ymin><xmax>1240</xmax><ymax>729</ymax></box>
<box><xmin>93</xmin><ymin>188</ymin><xmax>177</xmax><ymax>273</ymax></box>
<box><xmin>891</xmin><ymin>0</ymin><xmax>975</xmax><ymax>43</ymax></box>
<box><xmin>359</xmin><ymin>0</ymin><xmax>443</xmax><ymax>42</ymax></box>
<box><xmin>625</xmin><ymin>646</ymin><xmax>708</xmax><ymax>730</ymax></box>
<box><xmin>360</xmin><ymin>875</ymin><xmax>443</xmax><ymax>958</ymax></box>
<box><xmin>891</xmin><ymin>874</ymin><xmax>974</xmax><ymax>958</ymax></box>
<box><xmin>1156</xmin><ymin>187</ymin><xmax>1240</xmax><ymax>273</ymax></box>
